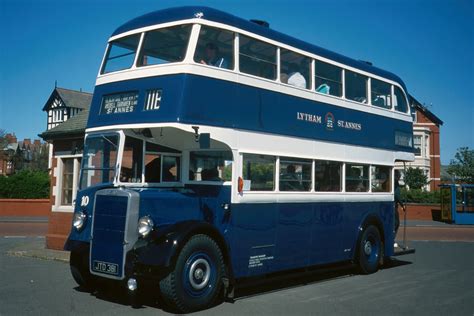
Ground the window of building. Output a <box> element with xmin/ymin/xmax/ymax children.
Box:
<box><xmin>314</xmin><ymin>60</ymin><xmax>342</xmax><ymax>96</ymax></box>
<box><xmin>120</xmin><ymin>137</ymin><xmax>143</xmax><ymax>183</ymax></box>
<box><xmin>102</xmin><ymin>34</ymin><xmax>141</xmax><ymax>74</ymax></box>
<box><xmin>314</xmin><ymin>160</ymin><xmax>342</xmax><ymax>192</ymax></box>
<box><xmin>425</xmin><ymin>135</ymin><xmax>429</xmax><ymax>157</ymax></box>
<box><xmin>189</xmin><ymin>151</ymin><xmax>232</xmax><ymax>182</ymax></box>
<box><xmin>345</xmin><ymin>164</ymin><xmax>369</xmax><ymax>192</ymax></box>
<box><xmin>194</xmin><ymin>26</ymin><xmax>234</xmax><ymax>69</ymax></box>
<box><xmin>61</xmin><ymin>159</ymin><xmax>74</xmax><ymax>205</ymax></box>
<box><xmin>59</xmin><ymin>157</ymin><xmax>81</xmax><ymax>207</ymax></box>
<box><xmin>242</xmin><ymin>154</ymin><xmax>275</xmax><ymax>191</ymax></box>
<box><xmin>239</xmin><ymin>35</ymin><xmax>277</xmax><ymax>80</ymax></box>
<box><xmin>280</xmin><ymin>49</ymin><xmax>311</xmax><ymax>89</ymax></box>
<box><xmin>414</xmin><ymin>135</ymin><xmax>422</xmax><ymax>156</ymax></box>
<box><xmin>394</xmin><ymin>86</ymin><xmax>408</xmax><ymax>113</ymax></box>
<box><xmin>345</xmin><ymin>70</ymin><xmax>368</xmax><ymax>103</ymax></box>
<box><xmin>371</xmin><ymin>165</ymin><xmax>391</xmax><ymax>192</ymax></box>
<box><xmin>371</xmin><ymin>78</ymin><xmax>391</xmax><ymax>109</ymax></box>
<box><xmin>279</xmin><ymin>158</ymin><xmax>312</xmax><ymax>191</ymax></box>
<box><xmin>138</xmin><ymin>25</ymin><xmax>192</xmax><ymax>67</ymax></box>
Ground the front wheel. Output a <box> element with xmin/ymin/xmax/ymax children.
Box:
<box><xmin>159</xmin><ymin>234</ymin><xmax>225</xmax><ymax>313</ymax></box>
<box><xmin>357</xmin><ymin>225</ymin><xmax>382</xmax><ymax>274</ymax></box>
<box><xmin>70</xmin><ymin>249</ymin><xmax>96</xmax><ymax>291</ymax></box>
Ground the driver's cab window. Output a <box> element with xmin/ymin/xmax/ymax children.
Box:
<box><xmin>120</xmin><ymin>137</ymin><xmax>143</xmax><ymax>183</ymax></box>
<box><xmin>144</xmin><ymin>142</ymin><xmax>181</xmax><ymax>183</ymax></box>
<box><xmin>189</xmin><ymin>151</ymin><xmax>232</xmax><ymax>182</ymax></box>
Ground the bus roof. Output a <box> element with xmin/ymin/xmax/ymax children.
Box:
<box><xmin>111</xmin><ymin>6</ymin><xmax>408</xmax><ymax>91</ymax></box>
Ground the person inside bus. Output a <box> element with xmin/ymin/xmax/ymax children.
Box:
<box><xmin>280</xmin><ymin>164</ymin><xmax>302</xmax><ymax>191</ymax></box>
<box><xmin>200</xmin><ymin>43</ymin><xmax>228</xmax><ymax>69</ymax></box>
<box><xmin>394</xmin><ymin>170</ymin><xmax>402</xmax><ymax>236</ymax></box>
<box><xmin>287</xmin><ymin>63</ymin><xmax>307</xmax><ymax>89</ymax></box>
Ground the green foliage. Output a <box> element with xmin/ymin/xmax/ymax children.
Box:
<box><xmin>400</xmin><ymin>188</ymin><xmax>440</xmax><ymax>204</ymax></box>
<box><xmin>404</xmin><ymin>167</ymin><xmax>428</xmax><ymax>190</ymax></box>
<box><xmin>447</xmin><ymin>147</ymin><xmax>474</xmax><ymax>183</ymax></box>
<box><xmin>0</xmin><ymin>170</ymin><xmax>50</xmax><ymax>199</ymax></box>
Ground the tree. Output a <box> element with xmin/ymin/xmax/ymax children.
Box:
<box><xmin>447</xmin><ymin>147</ymin><xmax>474</xmax><ymax>183</ymax></box>
<box><xmin>404</xmin><ymin>167</ymin><xmax>428</xmax><ymax>190</ymax></box>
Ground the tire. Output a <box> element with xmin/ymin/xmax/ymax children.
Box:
<box><xmin>159</xmin><ymin>234</ymin><xmax>225</xmax><ymax>313</ymax></box>
<box><xmin>70</xmin><ymin>249</ymin><xmax>96</xmax><ymax>291</ymax></box>
<box><xmin>357</xmin><ymin>225</ymin><xmax>382</xmax><ymax>274</ymax></box>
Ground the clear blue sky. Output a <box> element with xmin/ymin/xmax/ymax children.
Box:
<box><xmin>0</xmin><ymin>0</ymin><xmax>472</xmax><ymax>164</ymax></box>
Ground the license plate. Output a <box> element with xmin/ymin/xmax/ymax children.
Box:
<box><xmin>92</xmin><ymin>260</ymin><xmax>119</xmax><ymax>275</ymax></box>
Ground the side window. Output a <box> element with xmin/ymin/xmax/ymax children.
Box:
<box><xmin>394</xmin><ymin>86</ymin><xmax>408</xmax><ymax>113</ymax></box>
<box><xmin>371</xmin><ymin>165</ymin><xmax>392</xmax><ymax>192</ymax></box>
<box><xmin>242</xmin><ymin>154</ymin><xmax>275</xmax><ymax>191</ymax></box>
<box><xmin>194</xmin><ymin>25</ymin><xmax>234</xmax><ymax>69</ymax></box>
<box><xmin>189</xmin><ymin>151</ymin><xmax>232</xmax><ymax>182</ymax></box>
<box><xmin>280</xmin><ymin>49</ymin><xmax>311</xmax><ymax>89</ymax></box>
<box><xmin>239</xmin><ymin>35</ymin><xmax>277</xmax><ymax>80</ymax></box>
<box><xmin>162</xmin><ymin>156</ymin><xmax>181</xmax><ymax>182</ymax></box>
<box><xmin>371</xmin><ymin>78</ymin><xmax>392</xmax><ymax>109</ymax></box>
<box><xmin>345</xmin><ymin>164</ymin><xmax>369</xmax><ymax>192</ymax></box>
<box><xmin>345</xmin><ymin>70</ymin><xmax>368</xmax><ymax>103</ymax></box>
<box><xmin>279</xmin><ymin>158</ymin><xmax>312</xmax><ymax>191</ymax></box>
<box><xmin>102</xmin><ymin>34</ymin><xmax>141</xmax><ymax>74</ymax></box>
<box><xmin>314</xmin><ymin>160</ymin><xmax>342</xmax><ymax>192</ymax></box>
<box><xmin>137</xmin><ymin>25</ymin><xmax>192</xmax><ymax>66</ymax></box>
<box><xmin>314</xmin><ymin>60</ymin><xmax>342</xmax><ymax>96</ymax></box>
<box><xmin>120</xmin><ymin>137</ymin><xmax>143</xmax><ymax>183</ymax></box>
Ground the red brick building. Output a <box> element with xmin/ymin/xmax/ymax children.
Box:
<box><xmin>39</xmin><ymin>87</ymin><xmax>91</xmax><ymax>249</ymax></box>
<box><xmin>396</xmin><ymin>95</ymin><xmax>443</xmax><ymax>191</ymax></box>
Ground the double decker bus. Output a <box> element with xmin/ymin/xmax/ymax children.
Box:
<box><xmin>66</xmin><ymin>6</ymin><xmax>414</xmax><ymax>312</ymax></box>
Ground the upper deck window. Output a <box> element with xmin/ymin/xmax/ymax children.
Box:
<box><xmin>314</xmin><ymin>60</ymin><xmax>342</xmax><ymax>97</ymax></box>
<box><xmin>394</xmin><ymin>86</ymin><xmax>408</xmax><ymax>113</ymax></box>
<box><xmin>194</xmin><ymin>26</ymin><xmax>234</xmax><ymax>69</ymax></box>
<box><xmin>138</xmin><ymin>25</ymin><xmax>192</xmax><ymax>67</ymax></box>
<box><xmin>345</xmin><ymin>70</ymin><xmax>368</xmax><ymax>103</ymax></box>
<box><xmin>371</xmin><ymin>78</ymin><xmax>392</xmax><ymax>109</ymax></box>
<box><xmin>102</xmin><ymin>34</ymin><xmax>141</xmax><ymax>74</ymax></box>
<box><xmin>239</xmin><ymin>35</ymin><xmax>277</xmax><ymax>80</ymax></box>
<box><xmin>280</xmin><ymin>49</ymin><xmax>311</xmax><ymax>89</ymax></box>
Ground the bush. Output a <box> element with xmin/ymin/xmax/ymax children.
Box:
<box><xmin>400</xmin><ymin>188</ymin><xmax>440</xmax><ymax>204</ymax></box>
<box><xmin>0</xmin><ymin>170</ymin><xmax>50</xmax><ymax>199</ymax></box>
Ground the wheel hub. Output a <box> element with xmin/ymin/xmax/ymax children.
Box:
<box><xmin>188</xmin><ymin>258</ymin><xmax>211</xmax><ymax>290</ymax></box>
<box><xmin>364</xmin><ymin>240</ymin><xmax>372</xmax><ymax>255</ymax></box>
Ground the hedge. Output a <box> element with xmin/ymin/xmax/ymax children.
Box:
<box><xmin>0</xmin><ymin>170</ymin><xmax>50</xmax><ymax>199</ymax></box>
<box><xmin>400</xmin><ymin>188</ymin><xmax>440</xmax><ymax>204</ymax></box>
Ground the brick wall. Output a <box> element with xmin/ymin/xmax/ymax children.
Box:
<box><xmin>402</xmin><ymin>203</ymin><xmax>442</xmax><ymax>221</ymax></box>
<box><xmin>46</xmin><ymin>211</ymin><xmax>73</xmax><ymax>250</ymax></box>
<box><xmin>0</xmin><ymin>199</ymin><xmax>50</xmax><ymax>217</ymax></box>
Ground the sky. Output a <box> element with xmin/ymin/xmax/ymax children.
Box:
<box><xmin>0</xmin><ymin>0</ymin><xmax>472</xmax><ymax>164</ymax></box>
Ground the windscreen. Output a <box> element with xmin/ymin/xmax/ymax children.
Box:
<box><xmin>79</xmin><ymin>134</ymin><xmax>119</xmax><ymax>190</ymax></box>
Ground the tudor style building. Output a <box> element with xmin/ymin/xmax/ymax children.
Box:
<box><xmin>39</xmin><ymin>87</ymin><xmax>90</xmax><ymax>249</ymax></box>
<box><xmin>395</xmin><ymin>95</ymin><xmax>443</xmax><ymax>191</ymax></box>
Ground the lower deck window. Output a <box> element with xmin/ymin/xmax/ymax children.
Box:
<box><xmin>242</xmin><ymin>154</ymin><xmax>275</xmax><ymax>191</ymax></box>
<box><xmin>279</xmin><ymin>158</ymin><xmax>312</xmax><ymax>191</ymax></box>
<box><xmin>346</xmin><ymin>164</ymin><xmax>369</xmax><ymax>192</ymax></box>
<box><xmin>189</xmin><ymin>151</ymin><xmax>232</xmax><ymax>182</ymax></box>
<box><xmin>314</xmin><ymin>160</ymin><xmax>342</xmax><ymax>192</ymax></box>
<box><xmin>120</xmin><ymin>137</ymin><xmax>143</xmax><ymax>183</ymax></box>
<box><xmin>371</xmin><ymin>165</ymin><xmax>392</xmax><ymax>192</ymax></box>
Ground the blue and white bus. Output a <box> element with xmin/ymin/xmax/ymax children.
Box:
<box><xmin>66</xmin><ymin>6</ymin><xmax>414</xmax><ymax>312</ymax></box>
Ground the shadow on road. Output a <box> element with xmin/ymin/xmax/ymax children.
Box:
<box><xmin>73</xmin><ymin>258</ymin><xmax>413</xmax><ymax>313</ymax></box>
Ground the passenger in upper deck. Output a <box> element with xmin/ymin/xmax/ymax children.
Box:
<box><xmin>287</xmin><ymin>63</ymin><xmax>307</xmax><ymax>89</ymax></box>
<box><xmin>200</xmin><ymin>43</ymin><xmax>229</xmax><ymax>69</ymax></box>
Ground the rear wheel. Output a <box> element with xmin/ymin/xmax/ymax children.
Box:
<box><xmin>357</xmin><ymin>225</ymin><xmax>382</xmax><ymax>274</ymax></box>
<box><xmin>159</xmin><ymin>234</ymin><xmax>225</xmax><ymax>313</ymax></box>
<box><xmin>70</xmin><ymin>249</ymin><xmax>96</xmax><ymax>291</ymax></box>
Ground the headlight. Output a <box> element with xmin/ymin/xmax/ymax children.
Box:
<box><xmin>137</xmin><ymin>216</ymin><xmax>154</xmax><ymax>237</ymax></box>
<box><xmin>73</xmin><ymin>211</ymin><xmax>87</xmax><ymax>231</ymax></box>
